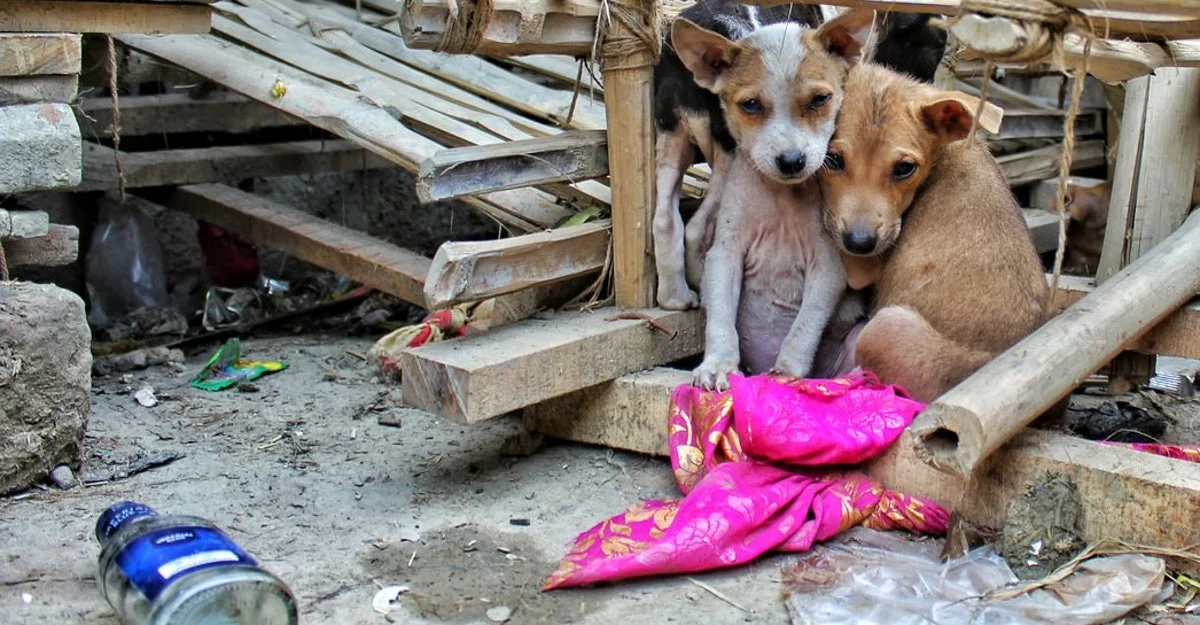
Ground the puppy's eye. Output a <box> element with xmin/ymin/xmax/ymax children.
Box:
<box><xmin>808</xmin><ymin>92</ymin><xmax>832</xmax><ymax>110</ymax></box>
<box><xmin>739</xmin><ymin>98</ymin><xmax>764</xmax><ymax>115</ymax></box>
<box><xmin>892</xmin><ymin>161</ymin><xmax>917</xmax><ymax>180</ymax></box>
<box><xmin>824</xmin><ymin>152</ymin><xmax>844</xmax><ymax>171</ymax></box>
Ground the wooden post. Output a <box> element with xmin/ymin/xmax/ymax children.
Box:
<box><xmin>1096</xmin><ymin>69</ymin><xmax>1200</xmax><ymax>393</ymax></box>
<box><xmin>601</xmin><ymin>0</ymin><xmax>657</xmax><ymax>308</ymax></box>
<box><xmin>906</xmin><ymin>210</ymin><xmax>1200</xmax><ymax>479</ymax></box>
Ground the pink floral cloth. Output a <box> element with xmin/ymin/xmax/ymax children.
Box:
<box><xmin>1103</xmin><ymin>441</ymin><xmax>1200</xmax><ymax>463</ymax></box>
<box><xmin>544</xmin><ymin>371</ymin><xmax>950</xmax><ymax>590</ymax></box>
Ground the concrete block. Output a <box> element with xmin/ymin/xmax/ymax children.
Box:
<box><xmin>0</xmin><ymin>282</ymin><xmax>91</xmax><ymax>494</ymax></box>
<box><xmin>0</xmin><ymin>103</ymin><xmax>82</xmax><ymax>194</ymax></box>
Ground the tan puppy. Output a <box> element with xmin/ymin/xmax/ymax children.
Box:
<box><xmin>818</xmin><ymin>62</ymin><xmax>1050</xmax><ymax>403</ymax></box>
<box><xmin>1061</xmin><ymin>179</ymin><xmax>1110</xmax><ymax>276</ymax></box>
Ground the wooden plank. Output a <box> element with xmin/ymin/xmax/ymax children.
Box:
<box><xmin>1097</xmin><ymin>69</ymin><xmax>1200</xmax><ymax>393</ymax></box>
<box><xmin>0</xmin><ymin>74</ymin><xmax>77</xmax><ymax>104</ymax></box>
<box><xmin>1023</xmin><ymin>208</ymin><xmax>1059</xmax><ymax>254</ymax></box>
<box><xmin>0</xmin><ymin>209</ymin><xmax>50</xmax><ymax>240</ymax></box>
<box><xmin>602</xmin><ymin>0</ymin><xmax>656</xmax><ymax>308</ymax></box>
<box><xmin>0</xmin><ymin>1</ymin><xmax>213</xmax><ymax>34</ymax></box>
<box><xmin>998</xmin><ymin>140</ymin><xmax>1106</xmax><ymax>187</ymax></box>
<box><xmin>417</xmin><ymin>130</ymin><xmax>608</xmax><ymax>202</ymax></box>
<box><xmin>399</xmin><ymin>0</ymin><xmax>596</xmax><ymax>56</ymax></box>
<box><xmin>424</xmin><ymin>220</ymin><xmax>610</xmax><ymax>309</ymax></box>
<box><xmin>993</xmin><ymin>109</ymin><xmax>1103</xmax><ymax>141</ymax></box>
<box><xmin>0</xmin><ymin>33</ymin><xmax>81</xmax><ymax>76</ymax></box>
<box><xmin>170</xmin><ymin>183</ymin><xmax>430</xmax><ymax>306</ymax></box>
<box><xmin>399</xmin><ymin>307</ymin><xmax>704</xmax><ymax>423</ymax></box>
<box><xmin>5</xmin><ymin>224</ymin><xmax>79</xmax><ymax>268</ymax></box>
<box><xmin>527</xmin><ymin>365</ymin><xmax>1200</xmax><ymax>550</ymax></box>
<box><xmin>77</xmin><ymin>92</ymin><xmax>301</xmax><ymax>138</ymax></box>
<box><xmin>78</xmin><ymin>140</ymin><xmax>393</xmax><ymax>192</ymax></box>
<box><xmin>1029</xmin><ymin>176</ymin><xmax>1109</xmax><ymax>211</ymax></box>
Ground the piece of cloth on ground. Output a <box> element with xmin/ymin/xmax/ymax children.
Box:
<box><xmin>1103</xmin><ymin>441</ymin><xmax>1200</xmax><ymax>463</ymax></box>
<box><xmin>543</xmin><ymin>371</ymin><xmax>949</xmax><ymax>590</ymax></box>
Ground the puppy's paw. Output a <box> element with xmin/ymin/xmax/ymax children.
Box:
<box><xmin>657</xmin><ymin>282</ymin><xmax>700</xmax><ymax>310</ymax></box>
<box><xmin>772</xmin><ymin>354</ymin><xmax>813</xmax><ymax>379</ymax></box>
<box><xmin>692</xmin><ymin>355</ymin><xmax>738</xmax><ymax>391</ymax></box>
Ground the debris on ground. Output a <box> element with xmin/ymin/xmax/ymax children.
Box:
<box><xmin>1064</xmin><ymin>398</ymin><xmax>1168</xmax><ymax>443</ymax></box>
<box><xmin>998</xmin><ymin>472</ymin><xmax>1086</xmax><ymax>580</ymax></box>
<box><xmin>372</xmin><ymin>586</ymin><xmax>410</xmax><ymax>616</ymax></box>
<box><xmin>93</xmin><ymin>346</ymin><xmax>185</xmax><ymax>376</ymax></box>
<box><xmin>98</xmin><ymin>307</ymin><xmax>189</xmax><ymax>343</ymax></box>
<box><xmin>133</xmin><ymin>386</ymin><xmax>159</xmax><ymax>407</ymax></box>
<box><xmin>49</xmin><ymin>465</ymin><xmax>76</xmax><ymax>490</ymax></box>
<box><xmin>190</xmin><ymin>338</ymin><xmax>288</xmax><ymax>391</ymax></box>
<box><xmin>485</xmin><ymin>605</ymin><xmax>512</xmax><ymax>622</ymax></box>
<box><xmin>82</xmin><ymin>451</ymin><xmax>186</xmax><ymax>485</ymax></box>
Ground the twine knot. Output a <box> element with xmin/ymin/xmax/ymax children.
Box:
<box><xmin>432</xmin><ymin>0</ymin><xmax>495</xmax><ymax>54</ymax></box>
<box><xmin>593</xmin><ymin>0</ymin><xmax>663</xmax><ymax>72</ymax></box>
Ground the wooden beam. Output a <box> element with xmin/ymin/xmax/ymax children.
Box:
<box><xmin>908</xmin><ymin>209</ymin><xmax>1200</xmax><ymax>479</ymax></box>
<box><xmin>424</xmin><ymin>220</ymin><xmax>610</xmax><ymax>309</ymax></box>
<box><xmin>5</xmin><ymin>224</ymin><xmax>79</xmax><ymax>268</ymax></box>
<box><xmin>993</xmin><ymin>109</ymin><xmax>1103</xmax><ymax>142</ymax></box>
<box><xmin>78</xmin><ymin>140</ymin><xmax>393</xmax><ymax>192</ymax></box>
<box><xmin>0</xmin><ymin>75</ymin><xmax>78</xmax><ymax>104</ymax></box>
<box><xmin>417</xmin><ymin>130</ymin><xmax>608</xmax><ymax>202</ymax></box>
<box><xmin>997</xmin><ymin>140</ymin><xmax>1106</xmax><ymax>187</ymax></box>
<box><xmin>527</xmin><ymin>365</ymin><xmax>1200</xmax><ymax>550</ymax></box>
<box><xmin>399</xmin><ymin>307</ymin><xmax>704</xmax><ymax>423</ymax></box>
<box><xmin>602</xmin><ymin>0</ymin><xmax>657</xmax><ymax>308</ymax></box>
<box><xmin>76</xmin><ymin>92</ymin><xmax>301</xmax><ymax>138</ymax></box>
<box><xmin>0</xmin><ymin>33</ymin><xmax>80</xmax><ymax>76</ymax></box>
<box><xmin>0</xmin><ymin>1</ymin><xmax>213</xmax><ymax>34</ymax></box>
<box><xmin>169</xmin><ymin>183</ymin><xmax>430</xmax><ymax>306</ymax></box>
<box><xmin>0</xmin><ymin>209</ymin><xmax>50</xmax><ymax>240</ymax></box>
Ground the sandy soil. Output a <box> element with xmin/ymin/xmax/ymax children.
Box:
<box><xmin>2</xmin><ymin>335</ymin><xmax>791</xmax><ymax>625</ymax></box>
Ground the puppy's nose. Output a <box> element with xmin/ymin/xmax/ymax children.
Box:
<box><xmin>775</xmin><ymin>151</ymin><xmax>807</xmax><ymax>177</ymax></box>
<box><xmin>842</xmin><ymin>230</ymin><xmax>878</xmax><ymax>255</ymax></box>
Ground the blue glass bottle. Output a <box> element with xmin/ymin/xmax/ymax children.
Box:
<box><xmin>95</xmin><ymin>501</ymin><xmax>298</xmax><ymax>625</ymax></box>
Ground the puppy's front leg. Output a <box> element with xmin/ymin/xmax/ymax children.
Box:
<box><xmin>653</xmin><ymin>129</ymin><xmax>700</xmax><ymax>310</ymax></box>
<box><xmin>692</xmin><ymin>214</ymin><xmax>743</xmax><ymax>391</ymax></box>
<box><xmin>775</xmin><ymin>244</ymin><xmax>848</xmax><ymax>378</ymax></box>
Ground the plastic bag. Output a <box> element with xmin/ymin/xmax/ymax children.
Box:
<box><xmin>85</xmin><ymin>199</ymin><xmax>169</xmax><ymax>329</ymax></box>
<box><xmin>784</xmin><ymin>528</ymin><xmax>1165</xmax><ymax>625</ymax></box>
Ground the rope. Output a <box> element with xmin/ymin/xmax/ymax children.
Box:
<box><xmin>433</xmin><ymin>0</ymin><xmax>495</xmax><ymax>54</ymax></box>
<box><xmin>951</xmin><ymin>0</ymin><xmax>1097</xmax><ymax>317</ymax></box>
<box><xmin>1046</xmin><ymin>37</ymin><xmax>1093</xmax><ymax>317</ymax></box>
<box><xmin>0</xmin><ymin>241</ymin><xmax>9</xmax><ymax>282</ymax></box>
<box><xmin>968</xmin><ymin>61</ymin><xmax>995</xmax><ymax>147</ymax></box>
<box><xmin>105</xmin><ymin>35</ymin><xmax>127</xmax><ymax>204</ymax></box>
<box><xmin>592</xmin><ymin>0</ymin><xmax>663</xmax><ymax>72</ymax></box>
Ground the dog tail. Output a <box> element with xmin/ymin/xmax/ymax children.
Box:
<box><xmin>855</xmin><ymin>305</ymin><xmax>994</xmax><ymax>403</ymax></box>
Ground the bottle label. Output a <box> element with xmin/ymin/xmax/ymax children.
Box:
<box><xmin>115</xmin><ymin>526</ymin><xmax>257</xmax><ymax>601</ymax></box>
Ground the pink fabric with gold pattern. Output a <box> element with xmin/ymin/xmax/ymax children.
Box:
<box><xmin>1104</xmin><ymin>441</ymin><xmax>1200</xmax><ymax>463</ymax></box>
<box><xmin>544</xmin><ymin>371</ymin><xmax>949</xmax><ymax>590</ymax></box>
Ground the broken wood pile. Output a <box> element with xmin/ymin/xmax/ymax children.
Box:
<box><xmin>385</xmin><ymin>0</ymin><xmax>1200</xmax><ymax>554</ymax></box>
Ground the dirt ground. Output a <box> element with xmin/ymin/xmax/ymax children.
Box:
<box><xmin>2</xmin><ymin>334</ymin><xmax>794</xmax><ymax>625</ymax></box>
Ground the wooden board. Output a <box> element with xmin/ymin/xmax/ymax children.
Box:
<box><xmin>417</xmin><ymin>130</ymin><xmax>608</xmax><ymax>202</ymax></box>
<box><xmin>76</xmin><ymin>92</ymin><xmax>301</xmax><ymax>138</ymax></box>
<box><xmin>998</xmin><ymin>140</ymin><xmax>1106</xmax><ymax>187</ymax></box>
<box><xmin>0</xmin><ymin>33</ymin><xmax>80</xmax><ymax>76</ymax></box>
<box><xmin>425</xmin><ymin>220</ymin><xmax>610</xmax><ymax>309</ymax></box>
<box><xmin>5</xmin><ymin>224</ymin><xmax>79</xmax><ymax>268</ymax></box>
<box><xmin>399</xmin><ymin>307</ymin><xmax>704</xmax><ymax>423</ymax></box>
<box><xmin>0</xmin><ymin>1</ymin><xmax>213</xmax><ymax>34</ymax></box>
<box><xmin>993</xmin><ymin>109</ymin><xmax>1103</xmax><ymax>141</ymax></box>
<box><xmin>0</xmin><ymin>74</ymin><xmax>77</xmax><ymax>104</ymax></box>
<box><xmin>170</xmin><ymin>183</ymin><xmax>430</xmax><ymax>306</ymax></box>
<box><xmin>78</xmin><ymin>139</ymin><xmax>392</xmax><ymax>192</ymax></box>
<box><xmin>527</xmin><ymin>365</ymin><xmax>1200</xmax><ymax>550</ymax></box>
<box><xmin>0</xmin><ymin>209</ymin><xmax>50</xmax><ymax>240</ymax></box>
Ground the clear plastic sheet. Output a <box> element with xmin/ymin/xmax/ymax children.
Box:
<box><xmin>85</xmin><ymin>201</ymin><xmax>169</xmax><ymax>329</ymax></box>
<box><xmin>784</xmin><ymin>528</ymin><xmax>1165</xmax><ymax>625</ymax></box>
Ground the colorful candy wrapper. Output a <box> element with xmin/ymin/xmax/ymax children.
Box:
<box><xmin>190</xmin><ymin>338</ymin><xmax>287</xmax><ymax>391</ymax></box>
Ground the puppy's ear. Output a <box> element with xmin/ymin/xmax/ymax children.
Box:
<box><xmin>817</xmin><ymin>9</ymin><xmax>876</xmax><ymax>63</ymax></box>
<box><xmin>1065</xmin><ymin>184</ymin><xmax>1110</xmax><ymax>226</ymax></box>
<box><xmin>919</xmin><ymin>92</ymin><xmax>1004</xmax><ymax>142</ymax></box>
<box><xmin>671</xmin><ymin>19</ymin><xmax>740</xmax><ymax>91</ymax></box>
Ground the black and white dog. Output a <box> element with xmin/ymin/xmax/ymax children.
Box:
<box><xmin>650</xmin><ymin>2</ymin><xmax>948</xmax><ymax>310</ymax></box>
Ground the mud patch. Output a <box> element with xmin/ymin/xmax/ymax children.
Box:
<box><xmin>998</xmin><ymin>472</ymin><xmax>1085</xmax><ymax>580</ymax></box>
<box><xmin>361</xmin><ymin>525</ymin><xmax>614</xmax><ymax>625</ymax></box>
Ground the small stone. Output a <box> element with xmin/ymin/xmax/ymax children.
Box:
<box><xmin>134</xmin><ymin>386</ymin><xmax>158</xmax><ymax>407</ymax></box>
<box><xmin>509</xmin><ymin>518</ymin><xmax>531</xmax><ymax>527</ymax></box>
<box><xmin>49</xmin><ymin>465</ymin><xmax>76</xmax><ymax>490</ymax></box>
<box><xmin>486</xmin><ymin>606</ymin><xmax>512</xmax><ymax>623</ymax></box>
